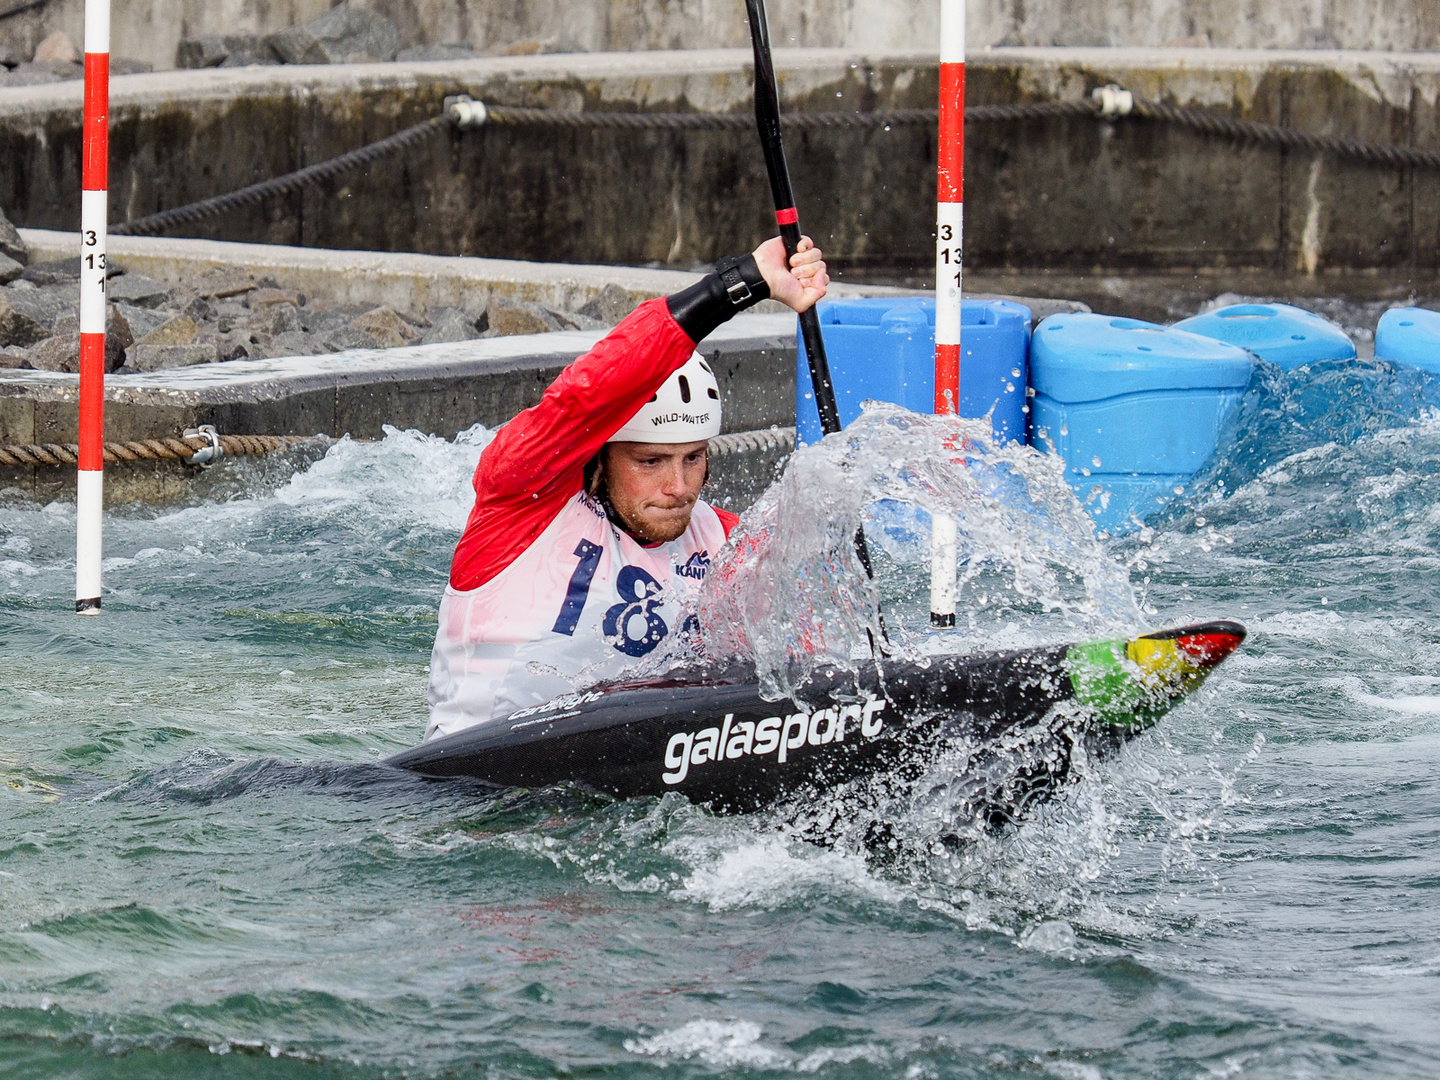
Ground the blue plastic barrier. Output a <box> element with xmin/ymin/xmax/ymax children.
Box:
<box><xmin>1173</xmin><ymin>302</ymin><xmax>1355</xmax><ymax>369</ymax></box>
<box><xmin>1375</xmin><ymin>308</ymin><xmax>1440</xmax><ymax>374</ymax></box>
<box><xmin>1029</xmin><ymin>314</ymin><xmax>1254</xmax><ymax>533</ymax></box>
<box><xmin>796</xmin><ymin>298</ymin><xmax>1032</xmax><ymax>446</ymax></box>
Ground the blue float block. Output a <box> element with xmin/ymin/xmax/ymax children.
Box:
<box><xmin>1375</xmin><ymin>307</ymin><xmax>1440</xmax><ymax>374</ymax></box>
<box><xmin>1173</xmin><ymin>302</ymin><xmax>1355</xmax><ymax>370</ymax></box>
<box><xmin>1029</xmin><ymin>314</ymin><xmax>1254</xmax><ymax>533</ymax></box>
<box><xmin>796</xmin><ymin>297</ymin><xmax>1032</xmax><ymax>446</ymax></box>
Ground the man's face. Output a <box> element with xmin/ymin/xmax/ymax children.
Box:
<box><xmin>602</xmin><ymin>440</ymin><xmax>709</xmax><ymax>543</ymax></box>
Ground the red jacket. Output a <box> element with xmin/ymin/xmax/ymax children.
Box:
<box><xmin>450</xmin><ymin>297</ymin><xmax>738</xmax><ymax>592</ymax></box>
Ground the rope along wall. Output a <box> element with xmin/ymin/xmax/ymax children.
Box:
<box><xmin>0</xmin><ymin>434</ymin><xmax>310</xmax><ymax>468</ymax></box>
<box><xmin>111</xmin><ymin>93</ymin><xmax>1440</xmax><ymax>239</ymax></box>
<box><xmin>0</xmin><ymin>429</ymin><xmax>793</xmax><ymax>469</ymax></box>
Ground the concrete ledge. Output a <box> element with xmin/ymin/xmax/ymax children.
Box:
<box><xmin>0</xmin><ymin>312</ymin><xmax>800</xmax><ymax>447</ymax></box>
<box><xmin>0</xmin><ymin>49</ymin><xmax>931</xmax><ymax>117</ymax></box>
<box><xmin>8</xmin><ymin>46</ymin><xmax>1440</xmax><ymax>119</ymax></box>
<box><xmin>17</xmin><ymin>229</ymin><xmax>916</xmax><ymax>320</ymax></box>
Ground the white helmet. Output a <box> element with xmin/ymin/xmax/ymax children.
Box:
<box><xmin>608</xmin><ymin>352</ymin><xmax>722</xmax><ymax>443</ymax></box>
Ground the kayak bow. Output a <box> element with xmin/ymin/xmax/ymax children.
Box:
<box><xmin>387</xmin><ymin>621</ymin><xmax>1245</xmax><ymax>818</ymax></box>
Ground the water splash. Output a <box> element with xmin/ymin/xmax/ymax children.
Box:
<box><xmin>1191</xmin><ymin>358</ymin><xmax>1440</xmax><ymax>503</ymax></box>
<box><xmin>698</xmin><ymin>404</ymin><xmax>1141</xmax><ymax>701</ymax></box>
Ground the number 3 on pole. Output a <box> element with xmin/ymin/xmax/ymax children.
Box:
<box><xmin>931</xmin><ymin>0</ymin><xmax>964</xmax><ymax>629</ymax></box>
<box><xmin>75</xmin><ymin>0</ymin><xmax>109</xmax><ymax>614</ymax></box>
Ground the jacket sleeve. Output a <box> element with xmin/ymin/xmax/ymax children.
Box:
<box><xmin>449</xmin><ymin>297</ymin><xmax>698</xmax><ymax>591</ymax></box>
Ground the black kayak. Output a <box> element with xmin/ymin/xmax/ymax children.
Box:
<box><xmin>387</xmin><ymin>621</ymin><xmax>1245</xmax><ymax>819</ymax></box>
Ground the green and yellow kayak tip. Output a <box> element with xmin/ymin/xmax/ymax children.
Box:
<box><xmin>1066</xmin><ymin>620</ymin><xmax>1247</xmax><ymax>731</ymax></box>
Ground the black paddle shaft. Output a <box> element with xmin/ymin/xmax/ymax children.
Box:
<box><xmin>745</xmin><ymin>0</ymin><xmax>842</xmax><ymax>436</ymax></box>
<box><xmin>744</xmin><ymin>0</ymin><xmax>884</xmax><ymax>598</ymax></box>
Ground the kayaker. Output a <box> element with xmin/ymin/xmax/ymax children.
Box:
<box><xmin>426</xmin><ymin>236</ymin><xmax>829</xmax><ymax>740</ymax></box>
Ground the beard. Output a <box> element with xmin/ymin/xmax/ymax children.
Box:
<box><xmin>621</xmin><ymin>501</ymin><xmax>695</xmax><ymax>544</ymax></box>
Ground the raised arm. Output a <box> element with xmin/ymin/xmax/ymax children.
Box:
<box><xmin>449</xmin><ymin>239</ymin><xmax>828</xmax><ymax>591</ymax></box>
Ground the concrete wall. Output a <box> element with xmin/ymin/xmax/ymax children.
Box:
<box><xmin>0</xmin><ymin>51</ymin><xmax>941</xmax><ymax>275</ymax></box>
<box><xmin>3</xmin><ymin>0</ymin><xmax>1440</xmax><ymax>74</ymax></box>
<box><xmin>4</xmin><ymin>48</ymin><xmax>1440</xmax><ymax>283</ymax></box>
<box><xmin>0</xmin><ymin>311</ymin><xmax>799</xmax><ymax>446</ymax></box>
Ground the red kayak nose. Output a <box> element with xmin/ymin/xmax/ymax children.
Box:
<box><xmin>1138</xmin><ymin>621</ymin><xmax>1247</xmax><ymax>671</ymax></box>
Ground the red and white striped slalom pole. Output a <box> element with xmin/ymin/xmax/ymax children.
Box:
<box><xmin>930</xmin><ymin>0</ymin><xmax>964</xmax><ymax>628</ymax></box>
<box><xmin>76</xmin><ymin>0</ymin><xmax>109</xmax><ymax>614</ymax></box>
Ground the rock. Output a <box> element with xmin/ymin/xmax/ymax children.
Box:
<box><xmin>549</xmin><ymin>307</ymin><xmax>605</xmax><ymax>331</ymax></box>
<box><xmin>28</xmin><ymin>331</ymin><xmax>125</xmax><ymax>374</ymax></box>
<box><xmin>220</xmin><ymin>49</ymin><xmax>281</xmax><ymax>69</ymax></box>
<box><xmin>22</xmin><ymin>259</ymin><xmax>80</xmax><ymax>285</ymax></box>
<box><xmin>0</xmin><ymin>287</ymin><xmax>69</xmax><ymax>346</ymax></box>
<box><xmin>37</xmin><ymin>60</ymin><xmax>84</xmax><ymax>79</ymax></box>
<box><xmin>210</xmin><ymin>330</ymin><xmax>256</xmax><ymax>362</ymax></box>
<box><xmin>347</xmin><ymin>306</ymin><xmax>418</xmax><ymax>348</ymax></box>
<box><xmin>248</xmin><ymin>287</ymin><xmax>304</xmax><ymax>308</ymax></box>
<box><xmin>188</xmin><ymin>268</ymin><xmax>257</xmax><ymax>299</ymax></box>
<box><xmin>322</xmin><ymin>326</ymin><xmax>379</xmax><ymax>352</ymax></box>
<box><xmin>50</xmin><ymin>306</ymin><xmax>131</xmax><ymax>348</ymax></box>
<box><xmin>136</xmin><ymin>314</ymin><xmax>200</xmax><ymax>347</ymax></box>
<box><xmin>33</xmin><ymin>31</ymin><xmax>77</xmax><ymax>65</ymax></box>
<box><xmin>0</xmin><ymin>66</ymin><xmax>66</xmax><ymax>87</ymax></box>
<box><xmin>111</xmin><ymin>302</ymin><xmax>170</xmax><ymax>343</ymax></box>
<box><xmin>0</xmin><ymin>252</ymin><xmax>22</xmax><ymax>285</ymax></box>
<box><xmin>110</xmin><ymin>59</ymin><xmax>154</xmax><ymax>75</ymax></box>
<box><xmin>27</xmin><ymin>334</ymin><xmax>76</xmax><ymax>372</ymax></box>
<box><xmin>299</xmin><ymin>306</ymin><xmax>363</xmax><ymax>335</ymax></box>
<box><xmin>266</xmin><ymin>7</ymin><xmax>402</xmax><ymax>65</ymax></box>
<box><xmin>183</xmin><ymin>296</ymin><xmax>216</xmax><ymax>322</ymax></box>
<box><xmin>107</xmin><ymin>273</ymin><xmax>170</xmax><ymax>307</ymax></box>
<box><xmin>127</xmin><ymin>342</ymin><xmax>218</xmax><ymax>372</ymax></box>
<box><xmin>177</xmin><ymin>35</ymin><xmax>229</xmax><ymax>68</ymax></box>
<box><xmin>105</xmin><ymin>305</ymin><xmax>134</xmax><ymax>350</ymax></box>
<box><xmin>487</xmin><ymin>296</ymin><xmax>562</xmax><ymax>336</ymax></box>
<box><xmin>177</xmin><ymin>33</ymin><xmax>278</xmax><ymax>69</ymax></box>
<box><xmin>417</xmin><ymin>307</ymin><xmax>481</xmax><ymax>345</ymax></box>
<box><xmin>0</xmin><ymin>44</ymin><xmax>19</xmax><ymax>68</ymax></box>
<box><xmin>269</xmin><ymin>303</ymin><xmax>304</xmax><ymax>335</ymax></box>
<box><xmin>262</xmin><ymin>331</ymin><xmax>322</xmax><ymax>358</ymax></box>
<box><xmin>395</xmin><ymin>43</ymin><xmax>477</xmax><ymax>62</ymax></box>
<box><xmin>0</xmin><ymin>207</ymin><xmax>25</xmax><ymax>265</ymax></box>
<box><xmin>578</xmin><ymin>283</ymin><xmax>636</xmax><ymax>325</ymax></box>
<box><xmin>22</xmin><ymin>258</ymin><xmax>119</xmax><ymax>286</ymax></box>
<box><xmin>0</xmin><ymin>347</ymin><xmax>31</xmax><ymax>369</ymax></box>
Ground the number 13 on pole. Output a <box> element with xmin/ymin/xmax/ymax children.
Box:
<box><xmin>930</xmin><ymin>0</ymin><xmax>964</xmax><ymax>628</ymax></box>
<box><xmin>76</xmin><ymin>0</ymin><xmax>109</xmax><ymax>614</ymax></box>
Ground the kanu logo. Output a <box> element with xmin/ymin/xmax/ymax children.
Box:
<box><xmin>507</xmin><ymin>689</ymin><xmax>604</xmax><ymax>723</ymax></box>
<box><xmin>651</xmin><ymin>410</ymin><xmax>711</xmax><ymax>428</ymax></box>
<box><xmin>662</xmin><ymin>698</ymin><xmax>888</xmax><ymax>785</ymax></box>
<box><xmin>674</xmin><ymin>551</ymin><xmax>710</xmax><ymax>580</ymax></box>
